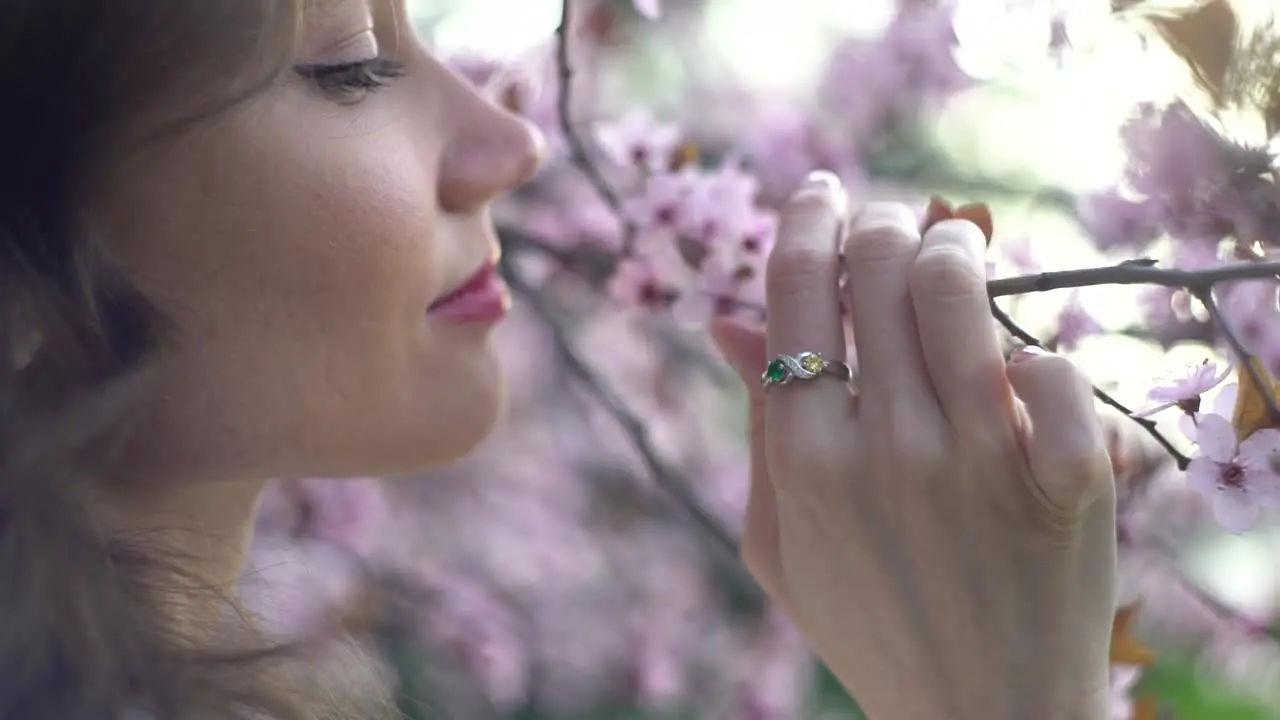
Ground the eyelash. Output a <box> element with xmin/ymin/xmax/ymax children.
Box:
<box><xmin>295</xmin><ymin>57</ymin><xmax>405</xmax><ymax>98</ymax></box>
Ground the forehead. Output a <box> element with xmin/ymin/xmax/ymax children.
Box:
<box><xmin>299</xmin><ymin>0</ymin><xmax>407</xmax><ymax>33</ymax></box>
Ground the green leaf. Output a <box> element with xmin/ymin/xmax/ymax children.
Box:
<box><xmin>1140</xmin><ymin>656</ymin><xmax>1272</xmax><ymax>720</ymax></box>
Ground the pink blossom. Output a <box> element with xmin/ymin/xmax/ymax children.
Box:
<box><xmin>1133</xmin><ymin>361</ymin><xmax>1230</xmax><ymax>419</ymax></box>
<box><xmin>1120</xmin><ymin>102</ymin><xmax>1280</xmax><ymax>246</ymax></box>
<box><xmin>624</xmin><ymin>169</ymin><xmax>697</xmax><ymax>230</ymax></box>
<box><xmin>1179</xmin><ymin>382</ymin><xmax>1237</xmax><ymax>443</ymax></box>
<box><xmin>596</xmin><ymin>110</ymin><xmax>681</xmax><ymax>173</ymax></box>
<box><xmin>1053</xmin><ymin>290</ymin><xmax>1103</xmax><ymax>351</ymax></box>
<box><xmin>997</xmin><ymin>234</ymin><xmax>1042</xmax><ymax>275</ymax></box>
<box><xmin>1221</xmin><ymin>280</ymin><xmax>1280</xmax><ymax>369</ymax></box>
<box><xmin>1076</xmin><ymin>191</ymin><xmax>1163</xmax><ymax>252</ymax></box>
<box><xmin>817</xmin><ymin>2</ymin><xmax>969</xmax><ymax>150</ymax></box>
<box><xmin>1186</xmin><ymin>414</ymin><xmax>1280</xmax><ymax>532</ymax></box>
<box><xmin>737</xmin><ymin>110</ymin><xmax>829</xmax><ymax>204</ymax></box>
<box><xmin>677</xmin><ymin>165</ymin><xmax>761</xmax><ymax>244</ymax></box>
<box><xmin>608</xmin><ymin>254</ymin><xmax>679</xmax><ymax>311</ymax></box>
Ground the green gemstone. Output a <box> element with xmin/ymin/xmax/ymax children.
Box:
<box><xmin>765</xmin><ymin>359</ymin><xmax>787</xmax><ymax>382</ymax></box>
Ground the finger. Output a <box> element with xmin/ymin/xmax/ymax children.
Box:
<box><xmin>908</xmin><ymin>218</ymin><xmax>1011</xmax><ymax>435</ymax></box>
<box><xmin>709</xmin><ymin>318</ymin><xmax>793</xmax><ymax>608</ymax></box>
<box><xmin>1006</xmin><ymin>347</ymin><xmax>1111</xmax><ymax>515</ymax></box>
<box><xmin>764</xmin><ymin>171</ymin><xmax>850</xmax><ymax>420</ymax></box>
<box><xmin>843</xmin><ymin>202</ymin><xmax>935</xmax><ymax>414</ymax></box>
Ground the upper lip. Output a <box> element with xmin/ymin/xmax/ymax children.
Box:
<box><xmin>429</xmin><ymin>256</ymin><xmax>500</xmax><ymax>309</ymax></box>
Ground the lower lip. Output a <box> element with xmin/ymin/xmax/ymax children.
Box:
<box><xmin>426</xmin><ymin>269</ymin><xmax>510</xmax><ymax>324</ymax></box>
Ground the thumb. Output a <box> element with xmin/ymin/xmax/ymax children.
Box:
<box><xmin>710</xmin><ymin>317</ymin><xmax>766</xmax><ymax>385</ymax></box>
<box><xmin>1006</xmin><ymin>346</ymin><xmax>1112</xmax><ymax>517</ymax></box>
<box><xmin>710</xmin><ymin>318</ymin><xmax>791</xmax><ymax>607</ymax></box>
<box><xmin>709</xmin><ymin>317</ymin><xmax>767</xmax><ymax>459</ymax></box>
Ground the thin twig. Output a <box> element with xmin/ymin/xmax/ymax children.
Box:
<box><xmin>503</xmin><ymin>259</ymin><xmax>757</xmax><ymax>594</ymax></box>
<box><xmin>498</xmin><ymin>227</ymin><xmax>737</xmax><ymax>387</ymax></box>
<box><xmin>989</xmin><ymin>300</ymin><xmax>1192</xmax><ymax>470</ymax></box>
<box><xmin>987</xmin><ymin>258</ymin><xmax>1280</xmax><ymax>297</ymax></box>
<box><xmin>553</xmin><ymin>0</ymin><xmax>637</xmax><ymax>255</ymax></box>
<box><xmin>1127</xmin><ymin>533</ymin><xmax>1280</xmax><ymax>643</ymax></box>
<box><xmin>1194</xmin><ymin>287</ymin><xmax>1280</xmax><ymax>423</ymax></box>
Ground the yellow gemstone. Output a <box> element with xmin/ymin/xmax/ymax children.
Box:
<box><xmin>800</xmin><ymin>353</ymin><xmax>825</xmax><ymax>374</ymax></box>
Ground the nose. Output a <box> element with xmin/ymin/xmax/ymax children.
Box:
<box><xmin>436</xmin><ymin>72</ymin><xmax>546</xmax><ymax>215</ymax></box>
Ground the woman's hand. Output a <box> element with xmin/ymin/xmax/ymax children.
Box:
<box><xmin>710</xmin><ymin>173</ymin><xmax>1117</xmax><ymax>720</ymax></box>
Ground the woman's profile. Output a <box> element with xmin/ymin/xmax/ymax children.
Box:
<box><xmin>0</xmin><ymin>1</ymin><xmax>1124</xmax><ymax>718</ymax></box>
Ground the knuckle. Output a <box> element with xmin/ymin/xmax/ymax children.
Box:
<box><xmin>1029</xmin><ymin>453</ymin><xmax>1112</xmax><ymax>520</ymax></box>
<box><xmin>766</xmin><ymin>247</ymin><xmax>833</xmax><ymax>291</ymax></box>
<box><xmin>1024</xmin><ymin>352</ymin><xmax>1089</xmax><ymax>389</ymax></box>
<box><xmin>908</xmin><ymin>247</ymin><xmax>985</xmax><ymax>300</ymax></box>
<box><xmin>844</xmin><ymin>222</ymin><xmax>918</xmax><ymax>270</ymax></box>
<box><xmin>1037</xmin><ymin>351</ymin><xmax>1084</xmax><ymax>378</ymax></box>
<box><xmin>881</xmin><ymin>404</ymin><xmax>948</xmax><ymax>476</ymax></box>
<box><xmin>769</xmin><ymin>440</ymin><xmax>832</xmax><ymax>484</ymax></box>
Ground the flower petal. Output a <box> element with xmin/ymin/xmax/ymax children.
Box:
<box><xmin>1214</xmin><ymin>491</ymin><xmax>1259</xmax><ymax>533</ymax></box>
<box><xmin>1178</xmin><ymin>412</ymin><xmax>1199</xmax><ymax>443</ymax></box>
<box><xmin>1195</xmin><ymin>413</ymin><xmax>1237</xmax><ymax>462</ymax></box>
<box><xmin>1212</xmin><ymin>382</ymin><xmax>1238</xmax><ymax>416</ymax></box>
<box><xmin>1185</xmin><ymin>456</ymin><xmax>1220</xmax><ymax>496</ymax></box>
<box><xmin>1241</xmin><ymin>428</ymin><xmax>1280</xmax><ymax>461</ymax></box>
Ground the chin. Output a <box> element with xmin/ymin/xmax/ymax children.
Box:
<box><xmin>378</xmin><ymin>349</ymin><xmax>508</xmax><ymax>477</ymax></box>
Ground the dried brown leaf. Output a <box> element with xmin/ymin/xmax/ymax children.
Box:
<box><xmin>1231</xmin><ymin>356</ymin><xmax>1280</xmax><ymax>440</ymax></box>
<box><xmin>1111</xmin><ymin>601</ymin><xmax>1157</xmax><ymax>667</ymax></box>
<box><xmin>922</xmin><ymin>196</ymin><xmax>994</xmax><ymax>247</ymax></box>
<box><xmin>1149</xmin><ymin>0</ymin><xmax>1240</xmax><ymax>105</ymax></box>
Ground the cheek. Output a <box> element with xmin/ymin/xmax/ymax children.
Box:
<box><xmin>227</xmin><ymin>140</ymin><xmax>442</xmax><ymax>328</ymax></box>
<box><xmin>102</xmin><ymin>115</ymin><xmax>485</xmax><ymax>477</ymax></box>
<box><xmin>119</xmin><ymin>124</ymin><xmax>444</xmax><ymax>344</ymax></box>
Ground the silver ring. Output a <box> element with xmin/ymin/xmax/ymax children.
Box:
<box><xmin>761</xmin><ymin>351</ymin><xmax>854</xmax><ymax>389</ymax></box>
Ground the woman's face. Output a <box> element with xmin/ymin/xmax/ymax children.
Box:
<box><xmin>95</xmin><ymin>0</ymin><xmax>544</xmax><ymax>483</ymax></box>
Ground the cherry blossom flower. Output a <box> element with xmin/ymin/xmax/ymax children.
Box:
<box><xmin>1076</xmin><ymin>191</ymin><xmax>1163</xmax><ymax>253</ymax></box>
<box><xmin>677</xmin><ymin>165</ymin><xmax>761</xmax><ymax>244</ymax></box>
<box><xmin>1053</xmin><ymin>290</ymin><xmax>1103</xmax><ymax>351</ymax></box>
<box><xmin>1178</xmin><ymin>381</ymin><xmax>1237</xmax><ymax>443</ymax></box>
<box><xmin>596</xmin><ymin>110</ymin><xmax>681</xmax><ymax>173</ymax></box>
<box><xmin>1185</xmin><ymin>414</ymin><xmax>1280</xmax><ymax>532</ymax></box>
<box><xmin>1133</xmin><ymin>361</ymin><xmax>1230</xmax><ymax>419</ymax></box>
<box><xmin>625</xmin><ymin>168</ymin><xmax>698</xmax><ymax>230</ymax></box>
<box><xmin>609</xmin><ymin>253</ymin><xmax>680</xmax><ymax>311</ymax></box>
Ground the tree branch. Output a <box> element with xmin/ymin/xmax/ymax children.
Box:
<box><xmin>988</xmin><ymin>300</ymin><xmax>1193</xmax><ymax>470</ymax></box>
<box><xmin>987</xmin><ymin>258</ymin><xmax>1280</xmax><ymax>297</ymax></box>
<box><xmin>554</xmin><ymin>0</ymin><xmax>637</xmax><ymax>255</ymax></box>
<box><xmin>501</xmin><ymin>257</ymin><xmax>761</xmax><ymax>606</ymax></box>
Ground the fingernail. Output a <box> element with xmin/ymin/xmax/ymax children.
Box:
<box><xmin>794</xmin><ymin>169</ymin><xmax>847</xmax><ymax>215</ymax></box>
<box><xmin>1009</xmin><ymin>344</ymin><xmax>1051</xmax><ymax>363</ymax></box>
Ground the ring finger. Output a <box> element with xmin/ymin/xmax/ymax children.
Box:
<box><xmin>764</xmin><ymin>171</ymin><xmax>852</xmax><ymax>433</ymax></box>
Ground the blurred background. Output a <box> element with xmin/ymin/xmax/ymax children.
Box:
<box><xmin>241</xmin><ymin>0</ymin><xmax>1280</xmax><ymax>717</ymax></box>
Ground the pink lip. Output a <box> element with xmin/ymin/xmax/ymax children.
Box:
<box><xmin>427</xmin><ymin>261</ymin><xmax>509</xmax><ymax>324</ymax></box>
